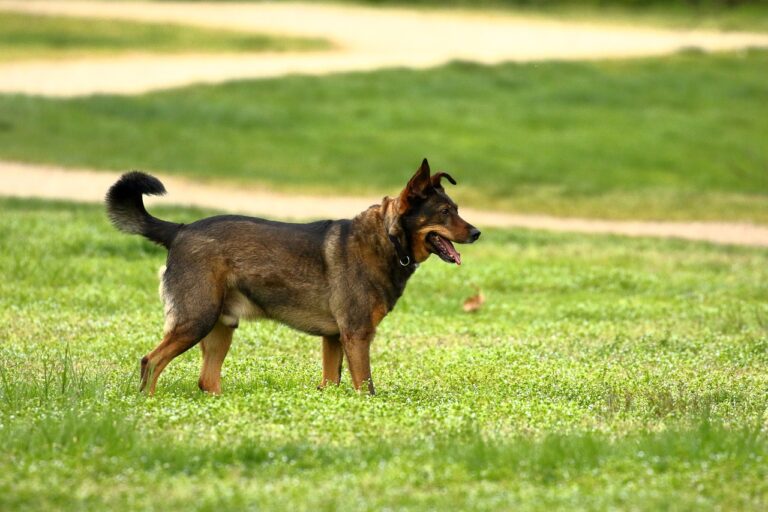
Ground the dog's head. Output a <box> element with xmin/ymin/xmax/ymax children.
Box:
<box><xmin>387</xmin><ymin>158</ymin><xmax>480</xmax><ymax>265</ymax></box>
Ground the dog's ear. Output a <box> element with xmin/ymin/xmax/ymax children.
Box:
<box><xmin>430</xmin><ymin>171</ymin><xmax>456</xmax><ymax>191</ymax></box>
<box><xmin>398</xmin><ymin>158</ymin><xmax>432</xmax><ymax>214</ymax></box>
<box><xmin>383</xmin><ymin>196</ymin><xmax>406</xmax><ymax>245</ymax></box>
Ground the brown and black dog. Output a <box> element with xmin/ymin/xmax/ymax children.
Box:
<box><xmin>106</xmin><ymin>159</ymin><xmax>480</xmax><ymax>395</ymax></box>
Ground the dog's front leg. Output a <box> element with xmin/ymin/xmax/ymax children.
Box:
<box><xmin>318</xmin><ymin>335</ymin><xmax>344</xmax><ymax>389</ymax></box>
<box><xmin>341</xmin><ymin>332</ymin><xmax>375</xmax><ymax>395</ymax></box>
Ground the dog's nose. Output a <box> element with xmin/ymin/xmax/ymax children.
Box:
<box><xmin>469</xmin><ymin>228</ymin><xmax>481</xmax><ymax>243</ymax></box>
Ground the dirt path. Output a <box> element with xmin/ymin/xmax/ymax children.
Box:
<box><xmin>1</xmin><ymin>0</ymin><xmax>767</xmax><ymax>96</ymax></box>
<box><xmin>2</xmin><ymin>160</ymin><xmax>766</xmax><ymax>247</ymax></box>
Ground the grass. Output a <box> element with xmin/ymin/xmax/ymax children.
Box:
<box><xmin>500</xmin><ymin>2</ymin><xmax>768</xmax><ymax>33</ymax></box>
<box><xmin>0</xmin><ymin>11</ymin><xmax>328</xmax><ymax>62</ymax></box>
<box><xmin>1</xmin><ymin>49</ymin><xmax>767</xmax><ymax>222</ymax></box>
<box><xmin>1</xmin><ymin>197</ymin><xmax>767</xmax><ymax>510</ymax></box>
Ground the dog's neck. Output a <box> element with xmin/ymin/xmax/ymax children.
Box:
<box><xmin>348</xmin><ymin>198</ymin><xmax>419</xmax><ymax>309</ymax></box>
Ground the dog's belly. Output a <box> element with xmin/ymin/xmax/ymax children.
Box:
<box><xmin>220</xmin><ymin>289</ymin><xmax>265</xmax><ymax>327</ymax></box>
<box><xmin>220</xmin><ymin>288</ymin><xmax>339</xmax><ymax>337</ymax></box>
<box><xmin>267</xmin><ymin>306</ymin><xmax>339</xmax><ymax>337</ymax></box>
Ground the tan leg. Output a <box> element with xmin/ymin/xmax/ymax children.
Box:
<box><xmin>140</xmin><ymin>329</ymin><xmax>200</xmax><ymax>395</ymax></box>
<box><xmin>198</xmin><ymin>321</ymin><xmax>234</xmax><ymax>394</ymax></box>
<box><xmin>318</xmin><ymin>335</ymin><xmax>343</xmax><ymax>389</ymax></box>
<box><xmin>342</xmin><ymin>336</ymin><xmax>375</xmax><ymax>395</ymax></box>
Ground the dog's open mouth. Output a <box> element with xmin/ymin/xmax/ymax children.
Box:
<box><xmin>427</xmin><ymin>232</ymin><xmax>461</xmax><ymax>265</ymax></box>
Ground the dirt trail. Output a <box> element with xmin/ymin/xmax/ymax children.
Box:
<box><xmin>1</xmin><ymin>0</ymin><xmax>767</xmax><ymax>96</ymax></box>
<box><xmin>2</xmin><ymin>161</ymin><xmax>766</xmax><ymax>247</ymax></box>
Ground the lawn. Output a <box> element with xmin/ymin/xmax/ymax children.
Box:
<box><xmin>0</xmin><ymin>10</ymin><xmax>328</xmax><ymax>61</ymax></box>
<box><xmin>488</xmin><ymin>1</ymin><xmax>768</xmax><ymax>33</ymax></box>
<box><xmin>1</xmin><ymin>50</ymin><xmax>766</xmax><ymax>222</ymax></box>
<box><xmin>1</xmin><ymin>197</ymin><xmax>767</xmax><ymax>510</ymax></box>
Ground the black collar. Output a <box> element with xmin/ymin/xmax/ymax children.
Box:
<box><xmin>388</xmin><ymin>234</ymin><xmax>414</xmax><ymax>268</ymax></box>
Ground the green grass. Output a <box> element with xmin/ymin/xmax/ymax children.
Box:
<box><xmin>0</xmin><ymin>11</ymin><xmax>328</xmax><ymax>61</ymax></box>
<box><xmin>1</xmin><ymin>49</ymin><xmax>767</xmax><ymax>222</ymax></box>
<box><xmin>1</xmin><ymin>197</ymin><xmax>767</xmax><ymax>510</ymax></box>
<box><xmin>498</xmin><ymin>2</ymin><xmax>768</xmax><ymax>33</ymax></box>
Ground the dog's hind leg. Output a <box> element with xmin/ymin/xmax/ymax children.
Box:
<box><xmin>141</xmin><ymin>273</ymin><xmax>224</xmax><ymax>394</ymax></box>
<box><xmin>318</xmin><ymin>335</ymin><xmax>343</xmax><ymax>389</ymax></box>
<box><xmin>140</xmin><ymin>262</ymin><xmax>224</xmax><ymax>395</ymax></box>
<box><xmin>140</xmin><ymin>313</ymin><xmax>218</xmax><ymax>395</ymax></box>
<box><xmin>141</xmin><ymin>332</ymin><xmax>200</xmax><ymax>395</ymax></box>
<box><xmin>198</xmin><ymin>321</ymin><xmax>234</xmax><ymax>394</ymax></box>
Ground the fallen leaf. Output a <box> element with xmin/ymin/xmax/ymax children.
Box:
<box><xmin>463</xmin><ymin>290</ymin><xmax>485</xmax><ymax>313</ymax></box>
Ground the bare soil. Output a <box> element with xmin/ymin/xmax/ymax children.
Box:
<box><xmin>0</xmin><ymin>0</ymin><xmax>766</xmax><ymax>96</ymax></box>
<box><xmin>2</xmin><ymin>160</ymin><xmax>766</xmax><ymax>247</ymax></box>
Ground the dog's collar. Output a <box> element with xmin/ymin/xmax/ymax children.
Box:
<box><xmin>388</xmin><ymin>234</ymin><xmax>414</xmax><ymax>268</ymax></box>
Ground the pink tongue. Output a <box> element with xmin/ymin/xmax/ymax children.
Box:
<box><xmin>440</xmin><ymin>236</ymin><xmax>462</xmax><ymax>265</ymax></box>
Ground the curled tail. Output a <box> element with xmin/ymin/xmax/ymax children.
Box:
<box><xmin>105</xmin><ymin>171</ymin><xmax>182</xmax><ymax>249</ymax></box>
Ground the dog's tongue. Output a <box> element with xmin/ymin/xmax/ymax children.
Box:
<box><xmin>440</xmin><ymin>235</ymin><xmax>462</xmax><ymax>265</ymax></box>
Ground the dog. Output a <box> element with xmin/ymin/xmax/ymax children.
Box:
<box><xmin>106</xmin><ymin>159</ymin><xmax>480</xmax><ymax>395</ymax></box>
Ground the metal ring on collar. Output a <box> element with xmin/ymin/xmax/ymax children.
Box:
<box><xmin>399</xmin><ymin>255</ymin><xmax>411</xmax><ymax>267</ymax></box>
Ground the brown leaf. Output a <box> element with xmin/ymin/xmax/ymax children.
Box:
<box><xmin>462</xmin><ymin>290</ymin><xmax>485</xmax><ymax>313</ymax></box>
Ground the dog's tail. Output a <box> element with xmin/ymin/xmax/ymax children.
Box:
<box><xmin>106</xmin><ymin>171</ymin><xmax>182</xmax><ymax>249</ymax></box>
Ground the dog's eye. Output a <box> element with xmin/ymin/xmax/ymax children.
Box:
<box><xmin>441</xmin><ymin>207</ymin><xmax>450</xmax><ymax>216</ymax></box>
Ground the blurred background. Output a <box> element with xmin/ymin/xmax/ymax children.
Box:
<box><xmin>0</xmin><ymin>0</ymin><xmax>766</xmax><ymax>234</ymax></box>
<box><xmin>0</xmin><ymin>0</ymin><xmax>768</xmax><ymax>229</ymax></box>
